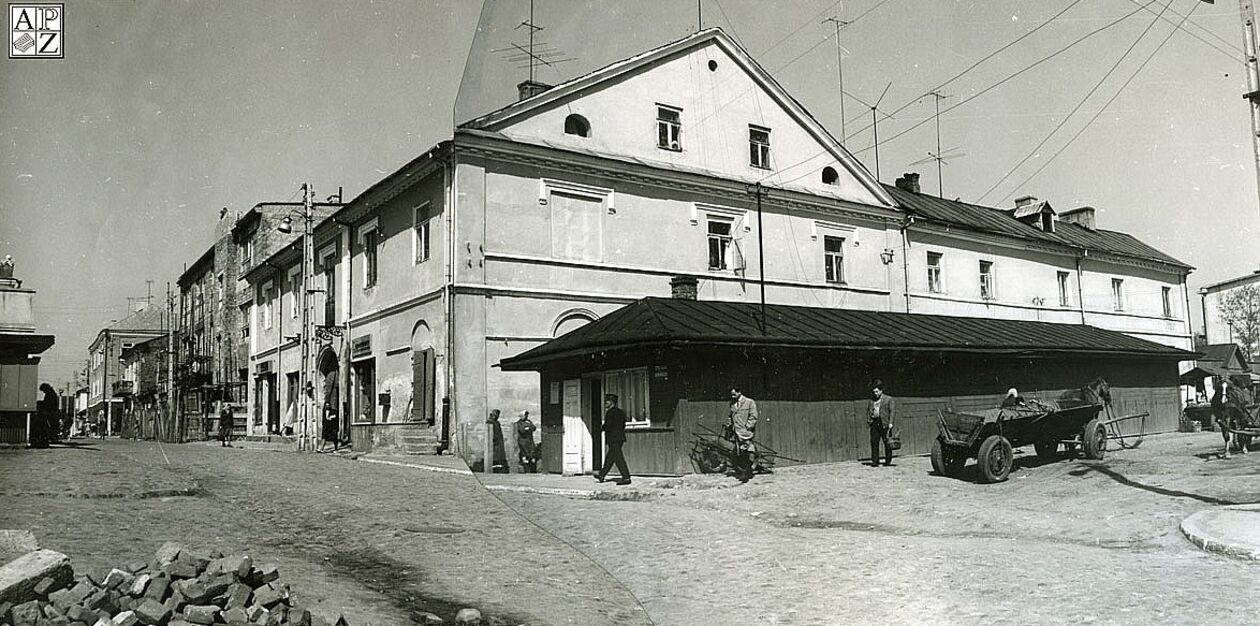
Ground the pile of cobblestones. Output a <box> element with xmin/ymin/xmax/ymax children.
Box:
<box><xmin>0</xmin><ymin>542</ymin><xmax>356</xmax><ymax>626</ymax></box>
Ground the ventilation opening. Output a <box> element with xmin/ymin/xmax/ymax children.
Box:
<box><xmin>822</xmin><ymin>166</ymin><xmax>839</xmax><ymax>185</ymax></box>
<box><xmin>564</xmin><ymin>114</ymin><xmax>590</xmax><ymax>138</ymax></box>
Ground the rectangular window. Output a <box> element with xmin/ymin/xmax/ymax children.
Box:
<box><xmin>321</xmin><ymin>247</ymin><xmax>337</xmax><ymax>327</ymax></box>
<box><xmin>239</xmin><ymin>239</ymin><xmax>253</xmax><ymax>274</ymax></box>
<box><xmin>550</xmin><ymin>191</ymin><xmax>603</xmax><ymax>262</ymax></box>
<box><xmin>1112</xmin><ymin>278</ymin><xmax>1125</xmax><ymax>311</ymax></box>
<box><xmin>657</xmin><ymin>105</ymin><xmax>682</xmax><ymax>151</ymax></box>
<box><xmin>1162</xmin><ymin>286</ymin><xmax>1173</xmax><ymax>318</ymax></box>
<box><xmin>749</xmin><ymin>125</ymin><xmax>771</xmax><ymax>169</ymax></box>
<box><xmin>707</xmin><ymin>216</ymin><xmax>733</xmax><ymax>271</ymax></box>
<box><xmin>287</xmin><ymin>266</ymin><xmax>301</xmax><ymax>319</ymax></box>
<box><xmin>1057</xmin><ymin>271</ymin><xmax>1071</xmax><ymax>307</ymax></box>
<box><xmin>927</xmin><ymin>252</ymin><xmax>943</xmax><ymax>294</ymax></box>
<box><xmin>979</xmin><ymin>260</ymin><xmax>995</xmax><ymax>300</ymax></box>
<box><xmin>362</xmin><ymin>226</ymin><xmax>379</xmax><ymax>288</ymax></box>
<box><xmin>413</xmin><ymin>203</ymin><xmax>431</xmax><ymax>264</ymax></box>
<box><xmin>603</xmin><ymin>367</ymin><xmax>650</xmax><ymax>428</ymax></box>
<box><xmin>217</xmin><ymin>273</ymin><xmax>225</xmax><ymax>310</ymax></box>
<box><xmin>261</xmin><ymin>281</ymin><xmax>274</xmax><ymax>330</ymax></box>
<box><xmin>824</xmin><ymin>235</ymin><xmax>845</xmax><ymax>284</ymax></box>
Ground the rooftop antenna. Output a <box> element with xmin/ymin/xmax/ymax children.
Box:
<box><xmin>698</xmin><ymin>0</ymin><xmax>703</xmax><ymax>31</ymax></box>
<box><xmin>909</xmin><ymin>148</ymin><xmax>968</xmax><ymax>195</ymax></box>
<box><xmin>925</xmin><ymin>91</ymin><xmax>953</xmax><ymax>196</ymax></box>
<box><xmin>868</xmin><ymin>82</ymin><xmax>895</xmax><ymax>181</ymax></box>
<box><xmin>822</xmin><ymin>17</ymin><xmax>851</xmax><ymax>140</ymax></box>
<box><xmin>491</xmin><ymin>0</ymin><xmax>576</xmax><ymax>83</ymax></box>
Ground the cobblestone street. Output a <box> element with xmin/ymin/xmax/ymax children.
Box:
<box><xmin>494</xmin><ymin>431</ymin><xmax>1260</xmax><ymax>625</ymax></box>
<box><xmin>0</xmin><ymin>439</ymin><xmax>650</xmax><ymax>625</ymax></box>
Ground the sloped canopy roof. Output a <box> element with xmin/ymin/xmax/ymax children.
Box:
<box><xmin>884</xmin><ymin>184</ymin><xmax>1190</xmax><ymax>269</ymax></box>
<box><xmin>1198</xmin><ymin>343</ymin><xmax>1251</xmax><ymax>373</ymax></box>
<box><xmin>500</xmin><ymin>297</ymin><xmax>1197</xmax><ymax>371</ymax></box>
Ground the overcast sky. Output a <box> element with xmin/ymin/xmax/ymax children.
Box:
<box><xmin>3</xmin><ymin>0</ymin><xmax>1257</xmax><ymax>387</ymax></box>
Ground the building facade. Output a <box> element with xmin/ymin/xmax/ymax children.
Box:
<box><xmin>117</xmin><ymin>334</ymin><xmax>170</xmax><ymax>440</ymax></box>
<box><xmin>1200</xmin><ymin>271</ymin><xmax>1260</xmax><ymax>359</ymax></box>
<box><xmin>0</xmin><ymin>256</ymin><xmax>55</xmax><ymax>444</ymax></box>
<box><xmin>87</xmin><ymin>303</ymin><xmax>164</xmax><ymax>436</ymax></box>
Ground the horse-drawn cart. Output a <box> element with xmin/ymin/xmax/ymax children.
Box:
<box><xmin>933</xmin><ymin>402</ymin><xmax>1106</xmax><ymax>483</ymax></box>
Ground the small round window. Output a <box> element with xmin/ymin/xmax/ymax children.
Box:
<box><xmin>564</xmin><ymin>114</ymin><xmax>591</xmax><ymax>137</ymax></box>
<box><xmin>822</xmin><ymin>166</ymin><xmax>839</xmax><ymax>185</ymax></box>
<box><xmin>708</xmin><ymin>59</ymin><xmax>718</xmax><ymax>72</ymax></box>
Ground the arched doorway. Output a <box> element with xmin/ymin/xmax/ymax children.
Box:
<box><xmin>411</xmin><ymin>321</ymin><xmax>435</xmax><ymax>425</ymax></box>
<box><xmin>316</xmin><ymin>347</ymin><xmax>340</xmax><ymax>432</ymax></box>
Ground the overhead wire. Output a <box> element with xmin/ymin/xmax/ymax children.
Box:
<box><xmin>977</xmin><ymin>0</ymin><xmax>1178</xmax><ymax>203</ymax></box>
<box><xmin>1124</xmin><ymin>0</ymin><xmax>1245</xmax><ymax>64</ymax></box>
<box><xmin>993</xmin><ymin>0</ymin><xmax>1205</xmax><ymax>202</ymax></box>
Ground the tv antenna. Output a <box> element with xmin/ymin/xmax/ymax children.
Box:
<box><xmin>865</xmin><ymin>82</ymin><xmax>895</xmax><ymax>181</ymax></box>
<box><xmin>924</xmin><ymin>91</ymin><xmax>954</xmax><ymax>196</ymax></box>
<box><xmin>822</xmin><ymin>17</ymin><xmax>851</xmax><ymax>140</ymax></box>
<box><xmin>909</xmin><ymin>148</ymin><xmax>968</xmax><ymax>196</ymax></box>
<box><xmin>491</xmin><ymin>0</ymin><xmax>576</xmax><ymax>84</ymax></box>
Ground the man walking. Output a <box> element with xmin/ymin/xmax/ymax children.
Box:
<box><xmin>868</xmin><ymin>380</ymin><xmax>895</xmax><ymax>466</ymax></box>
<box><xmin>218</xmin><ymin>405</ymin><xmax>234</xmax><ymax>447</ymax></box>
<box><xmin>727</xmin><ymin>386</ymin><xmax>759</xmax><ymax>482</ymax></box>
<box><xmin>595</xmin><ymin>394</ymin><xmax>632</xmax><ymax>485</ymax></box>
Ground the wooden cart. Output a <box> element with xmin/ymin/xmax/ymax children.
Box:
<box><xmin>933</xmin><ymin>402</ymin><xmax>1106</xmax><ymax>483</ymax></box>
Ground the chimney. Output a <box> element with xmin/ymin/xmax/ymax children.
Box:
<box><xmin>1059</xmin><ymin>206</ymin><xmax>1096</xmax><ymax>230</ymax></box>
<box><xmin>517</xmin><ymin>80</ymin><xmax>552</xmax><ymax>101</ymax></box>
<box><xmin>1014</xmin><ymin>195</ymin><xmax>1037</xmax><ymax>208</ymax></box>
<box><xmin>670</xmin><ymin>275</ymin><xmax>698</xmax><ymax>300</ymax></box>
<box><xmin>894</xmin><ymin>173</ymin><xmax>921</xmax><ymax>194</ymax></box>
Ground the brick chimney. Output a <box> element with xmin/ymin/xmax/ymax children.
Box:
<box><xmin>894</xmin><ymin>173</ymin><xmax>920</xmax><ymax>194</ymax></box>
<box><xmin>517</xmin><ymin>80</ymin><xmax>552</xmax><ymax>101</ymax></box>
<box><xmin>1059</xmin><ymin>206</ymin><xmax>1096</xmax><ymax>230</ymax></box>
<box><xmin>670</xmin><ymin>275</ymin><xmax>698</xmax><ymax>300</ymax></box>
<box><xmin>1014</xmin><ymin>195</ymin><xmax>1037</xmax><ymax>208</ymax></box>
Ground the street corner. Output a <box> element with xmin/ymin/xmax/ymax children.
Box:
<box><xmin>1181</xmin><ymin>504</ymin><xmax>1260</xmax><ymax>561</ymax></box>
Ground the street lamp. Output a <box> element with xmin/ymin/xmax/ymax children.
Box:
<box><xmin>276</xmin><ymin>184</ymin><xmax>316</xmax><ymax>452</ymax></box>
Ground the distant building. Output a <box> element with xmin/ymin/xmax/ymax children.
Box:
<box><xmin>88</xmin><ymin>302</ymin><xmax>165</xmax><ymax>436</ymax></box>
<box><xmin>118</xmin><ymin>334</ymin><xmax>170</xmax><ymax>440</ymax></box>
<box><xmin>1199</xmin><ymin>270</ymin><xmax>1260</xmax><ymax>358</ymax></box>
<box><xmin>0</xmin><ymin>256</ymin><xmax>55</xmax><ymax>444</ymax></box>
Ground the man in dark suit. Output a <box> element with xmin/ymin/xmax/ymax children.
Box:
<box><xmin>595</xmin><ymin>394</ymin><xmax>632</xmax><ymax>485</ymax></box>
<box><xmin>868</xmin><ymin>380</ymin><xmax>895</xmax><ymax>466</ymax></box>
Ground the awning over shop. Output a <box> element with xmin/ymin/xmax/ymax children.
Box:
<box><xmin>500</xmin><ymin>297</ymin><xmax>1198</xmax><ymax>371</ymax></box>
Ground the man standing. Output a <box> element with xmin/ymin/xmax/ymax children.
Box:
<box><xmin>727</xmin><ymin>386</ymin><xmax>759</xmax><ymax>482</ymax></box>
<box><xmin>868</xmin><ymin>380</ymin><xmax>895</xmax><ymax>467</ymax></box>
<box><xmin>595</xmin><ymin>394</ymin><xmax>631</xmax><ymax>485</ymax></box>
<box><xmin>218</xmin><ymin>405</ymin><xmax>234</xmax><ymax>447</ymax></box>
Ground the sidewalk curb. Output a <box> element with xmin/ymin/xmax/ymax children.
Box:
<box><xmin>1180</xmin><ymin>506</ymin><xmax>1260</xmax><ymax>561</ymax></box>
<box><xmin>356</xmin><ymin>457</ymin><xmax>473</xmax><ymax>476</ymax></box>
<box><xmin>483</xmin><ymin>484</ymin><xmax>598</xmax><ymax>499</ymax></box>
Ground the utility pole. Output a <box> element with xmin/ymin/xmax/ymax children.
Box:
<box><xmin>167</xmin><ymin>282</ymin><xmax>175</xmax><ymax>443</ymax></box>
<box><xmin>1240</xmin><ymin>0</ymin><xmax>1260</xmax><ymax>213</ymax></box>
<box><xmin>745</xmin><ymin>183</ymin><xmax>768</xmax><ymax>335</ymax></box>
<box><xmin>823</xmin><ymin>17</ymin><xmax>850</xmax><ymax>140</ymax></box>
<box><xmin>300</xmin><ymin>183</ymin><xmax>315</xmax><ymax>452</ymax></box>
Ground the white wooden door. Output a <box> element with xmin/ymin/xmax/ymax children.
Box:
<box><xmin>561</xmin><ymin>379</ymin><xmax>589</xmax><ymax>475</ymax></box>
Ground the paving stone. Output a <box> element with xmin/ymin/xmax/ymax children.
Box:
<box><xmin>125</xmin><ymin>563</ymin><xmax>148</xmax><ymax>575</ymax></box>
<box><xmin>0</xmin><ymin>550</ymin><xmax>74</xmax><ymax>605</ymax></box>
<box><xmin>142</xmin><ymin>576</ymin><xmax>169</xmax><ymax>603</ymax></box>
<box><xmin>160</xmin><ymin>563</ymin><xmax>196</xmax><ymax>581</ymax></box>
<box><xmin>220</xmin><ymin>607</ymin><xmax>249</xmax><ymax>624</ymax></box>
<box><xmin>244</xmin><ymin>605</ymin><xmax>265</xmax><ymax>621</ymax></box>
<box><xmin>128</xmin><ymin>575</ymin><xmax>151</xmax><ymax>598</ymax></box>
<box><xmin>31</xmin><ymin>576</ymin><xmax>59</xmax><ymax>599</ymax></box>
<box><xmin>249</xmin><ymin>585</ymin><xmax>281</xmax><ymax>609</ymax></box>
<box><xmin>171</xmin><ymin>580</ymin><xmax>204</xmax><ymax>604</ymax></box>
<box><xmin>454</xmin><ymin>608</ymin><xmax>481</xmax><ymax>625</ymax></box>
<box><xmin>111</xmin><ymin>610</ymin><xmax>140</xmax><ymax>626</ymax></box>
<box><xmin>42</xmin><ymin>602</ymin><xmax>65</xmax><ymax>620</ymax></box>
<box><xmin>246</xmin><ymin>565</ymin><xmax>278</xmax><ymax>588</ymax></box>
<box><xmin>133</xmin><ymin>599</ymin><xmax>172</xmax><ymax>626</ymax></box>
<box><xmin>154</xmin><ymin>544</ymin><xmax>182</xmax><ymax>567</ymax></box>
<box><xmin>309</xmin><ymin>614</ymin><xmax>327</xmax><ymax>626</ymax></box>
<box><xmin>180</xmin><ymin>604</ymin><xmax>218</xmax><ymax>625</ymax></box>
<box><xmin>285</xmin><ymin>605</ymin><xmax>309</xmax><ymax>626</ymax></box>
<box><xmin>103</xmin><ymin>570</ymin><xmax>133</xmax><ymax>590</ymax></box>
<box><xmin>223</xmin><ymin>584</ymin><xmax>251</xmax><ymax>610</ymax></box>
<box><xmin>83</xmin><ymin>589</ymin><xmax>113</xmax><ymax>612</ymax></box>
<box><xmin>0</xmin><ymin>530</ymin><xmax>39</xmax><ymax>565</ymax></box>
<box><xmin>10</xmin><ymin>599</ymin><xmax>43</xmax><ymax>625</ymax></box>
<box><xmin>200</xmin><ymin>575</ymin><xmax>231</xmax><ymax>601</ymax></box>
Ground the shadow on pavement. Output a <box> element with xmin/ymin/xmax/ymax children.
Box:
<box><xmin>1072</xmin><ymin>464</ymin><xmax>1240</xmax><ymax>506</ymax></box>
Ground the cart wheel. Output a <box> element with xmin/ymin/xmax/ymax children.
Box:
<box><xmin>931</xmin><ymin>439</ymin><xmax>965</xmax><ymax>476</ymax></box>
<box><xmin>977</xmin><ymin>435</ymin><xmax>1013</xmax><ymax>483</ymax></box>
<box><xmin>1033</xmin><ymin>441</ymin><xmax>1058</xmax><ymax>459</ymax></box>
<box><xmin>1082</xmin><ymin>417</ymin><xmax>1106</xmax><ymax>460</ymax></box>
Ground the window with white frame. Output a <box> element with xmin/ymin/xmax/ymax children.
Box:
<box><xmin>287</xmin><ymin>266</ymin><xmax>301</xmax><ymax>319</ymax></box>
<box><xmin>260</xmin><ymin>280</ymin><xmax>274</xmax><ymax>330</ymax></box>
<box><xmin>413</xmin><ymin>203</ymin><xmax>431</xmax><ymax>264</ymax></box>
<box><xmin>707</xmin><ymin>214</ymin><xmax>734</xmax><ymax>271</ymax></box>
<box><xmin>217</xmin><ymin>273</ymin><xmax>225</xmax><ymax>310</ymax></box>
<box><xmin>360</xmin><ymin>220</ymin><xmax>379</xmax><ymax>288</ymax></box>
<box><xmin>1162</xmin><ymin>286</ymin><xmax>1173</xmax><ymax>318</ymax></box>
<box><xmin>603</xmin><ymin>367</ymin><xmax>650</xmax><ymax>428</ymax></box>
<box><xmin>749</xmin><ymin>125</ymin><xmax>771</xmax><ymax>169</ymax></box>
<box><xmin>657</xmin><ymin>105</ymin><xmax>682</xmax><ymax>151</ymax></box>
<box><xmin>927</xmin><ymin>252</ymin><xmax>944</xmax><ymax>293</ymax></box>
<box><xmin>320</xmin><ymin>245</ymin><xmax>337</xmax><ymax>327</ymax></box>
<box><xmin>239</xmin><ymin>238</ymin><xmax>253</xmax><ymax>274</ymax></box>
<box><xmin>1111</xmin><ymin>278</ymin><xmax>1125</xmax><ymax>311</ymax></box>
<box><xmin>979</xmin><ymin>260</ymin><xmax>995</xmax><ymax>300</ymax></box>
<box><xmin>1057</xmin><ymin>271</ymin><xmax>1071</xmax><ymax>307</ymax></box>
<box><xmin>824</xmin><ymin>235</ymin><xmax>845</xmax><ymax>284</ymax></box>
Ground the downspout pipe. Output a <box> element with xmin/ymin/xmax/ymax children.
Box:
<box><xmin>437</xmin><ymin>148</ymin><xmax>455</xmax><ymax>456</ymax></box>
<box><xmin>1075</xmin><ymin>249</ymin><xmax>1087</xmax><ymax>325</ymax></box>
<box><xmin>900</xmin><ymin>215</ymin><xmax>914</xmax><ymax>313</ymax></box>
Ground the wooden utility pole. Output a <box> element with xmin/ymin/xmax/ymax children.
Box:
<box><xmin>1240</xmin><ymin>0</ymin><xmax>1260</xmax><ymax>212</ymax></box>
<box><xmin>167</xmin><ymin>282</ymin><xmax>175</xmax><ymax>443</ymax></box>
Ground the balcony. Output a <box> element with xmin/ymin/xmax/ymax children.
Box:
<box><xmin>112</xmin><ymin>380</ymin><xmax>135</xmax><ymax>397</ymax></box>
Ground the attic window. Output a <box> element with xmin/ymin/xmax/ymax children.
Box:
<box><xmin>822</xmin><ymin>167</ymin><xmax>839</xmax><ymax>185</ymax></box>
<box><xmin>1041</xmin><ymin>212</ymin><xmax>1055</xmax><ymax>233</ymax></box>
<box><xmin>564</xmin><ymin>114</ymin><xmax>590</xmax><ymax>138</ymax></box>
<box><xmin>657</xmin><ymin>105</ymin><xmax>682</xmax><ymax>151</ymax></box>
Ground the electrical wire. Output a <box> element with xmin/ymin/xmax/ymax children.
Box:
<box><xmin>977</xmin><ymin>0</ymin><xmax>1178</xmax><ymax>203</ymax></box>
<box><xmin>994</xmin><ymin>0</ymin><xmax>1204</xmax><ymax>202</ymax></box>
<box><xmin>1125</xmin><ymin>0</ymin><xmax>1245</xmax><ymax>63</ymax></box>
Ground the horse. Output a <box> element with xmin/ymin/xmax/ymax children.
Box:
<box><xmin>1056</xmin><ymin>377</ymin><xmax>1111</xmax><ymax>410</ymax></box>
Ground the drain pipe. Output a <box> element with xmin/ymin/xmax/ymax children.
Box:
<box><xmin>900</xmin><ymin>216</ymin><xmax>914</xmax><ymax>313</ymax></box>
<box><xmin>1075</xmin><ymin>249</ymin><xmax>1087</xmax><ymax>325</ymax></box>
<box><xmin>436</xmin><ymin>147</ymin><xmax>455</xmax><ymax>456</ymax></box>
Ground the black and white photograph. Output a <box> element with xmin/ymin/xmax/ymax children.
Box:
<box><xmin>3</xmin><ymin>1</ymin><xmax>1260</xmax><ymax>623</ymax></box>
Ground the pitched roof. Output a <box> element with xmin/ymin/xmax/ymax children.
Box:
<box><xmin>1199</xmin><ymin>343</ymin><xmax>1251</xmax><ymax>371</ymax></box>
<box><xmin>459</xmin><ymin>27</ymin><xmax>895</xmax><ymax>209</ymax></box>
<box><xmin>884</xmin><ymin>184</ymin><xmax>1190</xmax><ymax>269</ymax></box>
<box><xmin>500</xmin><ymin>297</ymin><xmax>1196</xmax><ymax>370</ymax></box>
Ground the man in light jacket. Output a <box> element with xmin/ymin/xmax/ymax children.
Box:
<box><xmin>728</xmin><ymin>386</ymin><xmax>759</xmax><ymax>481</ymax></box>
<box><xmin>868</xmin><ymin>380</ymin><xmax>895</xmax><ymax>467</ymax></box>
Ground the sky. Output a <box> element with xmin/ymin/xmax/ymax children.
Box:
<box><xmin>3</xmin><ymin>0</ymin><xmax>1258</xmax><ymax>388</ymax></box>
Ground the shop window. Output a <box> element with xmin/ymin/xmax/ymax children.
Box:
<box><xmin>603</xmin><ymin>367</ymin><xmax>650</xmax><ymax>428</ymax></box>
